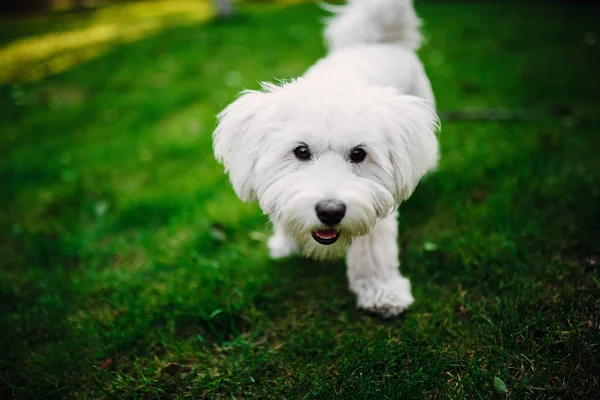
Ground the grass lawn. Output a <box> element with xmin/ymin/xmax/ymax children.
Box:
<box><xmin>1</xmin><ymin>0</ymin><xmax>600</xmax><ymax>398</ymax></box>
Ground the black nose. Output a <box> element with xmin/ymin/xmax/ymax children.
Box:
<box><xmin>315</xmin><ymin>200</ymin><xmax>346</xmax><ymax>225</ymax></box>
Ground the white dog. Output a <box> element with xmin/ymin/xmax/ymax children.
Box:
<box><xmin>213</xmin><ymin>0</ymin><xmax>439</xmax><ymax>317</ymax></box>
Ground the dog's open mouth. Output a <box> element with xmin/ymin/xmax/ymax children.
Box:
<box><xmin>311</xmin><ymin>229</ymin><xmax>341</xmax><ymax>245</ymax></box>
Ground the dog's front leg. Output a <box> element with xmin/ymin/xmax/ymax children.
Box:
<box><xmin>346</xmin><ymin>210</ymin><xmax>414</xmax><ymax>317</ymax></box>
<box><xmin>268</xmin><ymin>223</ymin><xmax>298</xmax><ymax>259</ymax></box>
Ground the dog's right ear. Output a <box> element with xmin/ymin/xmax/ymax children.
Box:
<box><xmin>213</xmin><ymin>88</ymin><xmax>273</xmax><ymax>201</ymax></box>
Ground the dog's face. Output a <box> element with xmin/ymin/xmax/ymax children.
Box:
<box><xmin>214</xmin><ymin>79</ymin><xmax>439</xmax><ymax>259</ymax></box>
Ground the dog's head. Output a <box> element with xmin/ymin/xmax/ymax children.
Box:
<box><xmin>213</xmin><ymin>79</ymin><xmax>439</xmax><ymax>259</ymax></box>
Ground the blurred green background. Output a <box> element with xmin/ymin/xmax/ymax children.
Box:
<box><xmin>1</xmin><ymin>0</ymin><xmax>599</xmax><ymax>398</ymax></box>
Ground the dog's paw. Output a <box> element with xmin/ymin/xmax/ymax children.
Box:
<box><xmin>355</xmin><ymin>277</ymin><xmax>414</xmax><ymax>318</ymax></box>
<box><xmin>268</xmin><ymin>234</ymin><xmax>298</xmax><ymax>259</ymax></box>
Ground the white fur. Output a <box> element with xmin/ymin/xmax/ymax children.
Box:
<box><xmin>213</xmin><ymin>0</ymin><xmax>439</xmax><ymax>317</ymax></box>
<box><xmin>323</xmin><ymin>0</ymin><xmax>423</xmax><ymax>51</ymax></box>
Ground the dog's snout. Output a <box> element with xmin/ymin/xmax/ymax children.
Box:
<box><xmin>315</xmin><ymin>200</ymin><xmax>346</xmax><ymax>225</ymax></box>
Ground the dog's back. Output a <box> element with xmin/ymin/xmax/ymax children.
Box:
<box><xmin>305</xmin><ymin>0</ymin><xmax>433</xmax><ymax>103</ymax></box>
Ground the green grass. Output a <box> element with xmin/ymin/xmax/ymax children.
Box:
<box><xmin>1</xmin><ymin>1</ymin><xmax>600</xmax><ymax>398</ymax></box>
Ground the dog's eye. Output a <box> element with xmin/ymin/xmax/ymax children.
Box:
<box><xmin>349</xmin><ymin>147</ymin><xmax>367</xmax><ymax>163</ymax></box>
<box><xmin>293</xmin><ymin>145</ymin><xmax>311</xmax><ymax>160</ymax></box>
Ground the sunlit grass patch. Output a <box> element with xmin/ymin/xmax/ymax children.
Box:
<box><xmin>0</xmin><ymin>0</ymin><xmax>318</xmax><ymax>84</ymax></box>
<box><xmin>0</xmin><ymin>0</ymin><xmax>216</xmax><ymax>83</ymax></box>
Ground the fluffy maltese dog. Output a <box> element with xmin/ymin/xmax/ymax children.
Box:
<box><xmin>213</xmin><ymin>0</ymin><xmax>439</xmax><ymax>317</ymax></box>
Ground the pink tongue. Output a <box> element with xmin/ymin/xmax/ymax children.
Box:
<box><xmin>316</xmin><ymin>230</ymin><xmax>337</xmax><ymax>239</ymax></box>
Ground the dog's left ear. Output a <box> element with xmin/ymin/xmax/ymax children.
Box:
<box><xmin>379</xmin><ymin>93</ymin><xmax>440</xmax><ymax>202</ymax></box>
<box><xmin>213</xmin><ymin>88</ymin><xmax>274</xmax><ymax>201</ymax></box>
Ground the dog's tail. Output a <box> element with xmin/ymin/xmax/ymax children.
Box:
<box><xmin>322</xmin><ymin>0</ymin><xmax>422</xmax><ymax>51</ymax></box>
